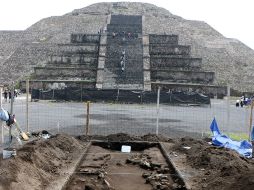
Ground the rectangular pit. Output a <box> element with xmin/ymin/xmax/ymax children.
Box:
<box><xmin>62</xmin><ymin>141</ymin><xmax>187</xmax><ymax>190</ymax></box>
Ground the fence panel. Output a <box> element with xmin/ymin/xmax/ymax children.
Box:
<box><xmin>1</xmin><ymin>88</ymin><xmax>251</xmax><ymax>149</ymax></box>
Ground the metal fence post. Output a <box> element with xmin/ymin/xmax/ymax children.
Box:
<box><xmin>10</xmin><ymin>83</ymin><xmax>14</xmax><ymax>115</ymax></box>
<box><xmin>116</xmin><ymin>88</ymin><xmax>119</xmax><ymax>102</ymax></box>
<box><xmin>80</xmin><ymin>83</ymin><xmax>83</xmax><ymax>102</ymax></box>
<box><xmin>86</xmin><ymin>101</ymin><xmax>90</xmax><ymax>136</ymax></box>
<box><xmin>226</xmin><ymin>85</ymin><xmax>230</xmax><ymax>133</ymax></box>
<box><xmin>156</xmin><ymin>87</ymin><xmax>161</xmax><ymax>135</ymax></box>
<box><xmin>0</xmin><ymin>86</ymin><xmax>2</xmax><ymax>108</ymax></box>
<box><xmin>249</xmin><ymin>101</ymin><xmax>254</xmax><ymax>141</ymax></box>
<box><xmin>9</xmin><ymin>82</ymin><xmax>14</xmax><ymax>147</ymax></box>
<box><xmin>0</xmin><ymin>86</ymin><xmax>3</xmax><ymax>144</ymax></box>
<box><xmin>26</xmin><ymin>80</ymin><xmax>29</xmax><ymax>132</ymax></box>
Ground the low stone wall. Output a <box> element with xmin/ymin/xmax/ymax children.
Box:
<box><xmin>149</xmin><ymin>34</ymin><xmax>178</xmax><ymax>45</ymax></box>
<box><xmin>57</xmin><ymin>44</ymin><xmax>99</xmax><ymax>54</ymax></box>
<box><xmin>150</xmin><ymin>57</ymin><xmax>202</xmax><ymax>70</ymax></box>
<box><xmin>47</xmin><ymin>55</ymin><xmax>98</xmax><ymax>66</ymax></box>
<box><xmin>70</xmin><ymin>34</ymin><xmax>100</xmax><ymax>43</ymax></box>
<box><xmin>20</xmin><ymin>80</ymin><xmax>96</xmax><ymax>91</ymax></box>
<box><xmin>149</xmin><ymin>44</ymin><xmax>190</xmax><ymax>55</ymax></box>
<box><xmin>151</xmin><ymin>70</ymin><xmax>214</xmax><ymax>84</ymax></box>
<box><xmin>34</xmin><ymin>67</ymin><xmax>97</xmax><ymax>80</ymax></box>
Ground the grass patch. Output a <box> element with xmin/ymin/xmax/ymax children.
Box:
<box><xmin>225</xmin><ymin>132</ymin><xmax>249</xmax><ymax>141</ymax></box>
<box><xmin>206</xmin><ymin>131</ymin><xmax>249</xmax><ymax>141</ymax></box>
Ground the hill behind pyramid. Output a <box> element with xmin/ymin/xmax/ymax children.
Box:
<box><xmin>0</xmin><ymin>2</ymin><xmax>254</xmax><ymax>92</ymax></box>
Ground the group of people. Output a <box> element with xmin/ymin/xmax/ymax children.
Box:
<box><xmin>236</xmin><ymin>96</ymin><xmax>250</xmax><ymax>107</ymax></box>
<box><xmin>98</xmin><ymin>26</ymin><xmax>107</xmax><ymax>34</ymax></box>
<box><xmin>3</xmin><ymin>89</ymin><xmax>18</xmax><ymax>103</ymax></box>
<box><xmin>120</xmin><ymin>50</ymin><xmax>126</xmax><ymax>72</ymax></box>
<box><xmin>112</xmin><ymin>31</ymin><xmax>133</xmax><ymax>39</ymax></box>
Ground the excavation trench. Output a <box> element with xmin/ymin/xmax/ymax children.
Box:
<box><xmin>62</xmin><ymin>141</ymin><xmax>187</xmax><ymax>190</ymax></box>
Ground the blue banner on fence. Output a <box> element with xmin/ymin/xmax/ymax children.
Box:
<box><xmin>210</xmin><ymin>118</ymin><xmax>252</xmax><ymax>158</ymax></box>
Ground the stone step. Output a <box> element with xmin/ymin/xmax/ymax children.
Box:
<box><xmin>149</xmin><ymin>44</ymin><xmax>191</xmax><ymax>55</ymax></box>
<box><xmin>107</xmin><ymin>32</ymin><xmax>140</xmax><ymax>39</ymax></box>
<box><xmin>70</xmin><ymin>34</ymin><xmax>100</xmax><ymax>43</ymax></box>
<box><xmin>34</xmin><ymin>76</ymin><xmax>97</xmax><ymax>81</ymax></box>
<box><xmin>38</xmin><ymin>64</ymin><xmax>98</xmax><ymax>69</ymax></box>
<box><xmin>106</xmin><ymin>51</ymin><xmax>143</xmax><ymax>58</ymax></box>
<box><xmin>150</xmin><ymin>54</ymin><xmax>191</xmax><ymax>59</ymax></box>
<box><xmin>107</xmin><ymin>38</ymin><xmax>143</xmax><ymax>45</ymax></box>
<box><xmin>106</xmin><ymin>59</ymin><xmax>143</xmax><ymax>65</ymax></box>
<box><xmin>103</xmin><ymin>83</ymin><xmax>143</xmax><ymax>90</ymax></box>
<box><xmin>149</xmin><ymin>34</ymin><xmax>178</xmax><ymax>45</ymax></box>
<box><xmin>47</xmin><ymin>55</ymin><xmax>98</xmax><ymax>65</ymax></box>
<box><xmin>56</xmin><ymin>44</ymin><xmax>99</xmax><ymax>54</ymax></box>
<box><xmin>150</xmin><ymin>57</ymin><xmax>202</xmax><ymax>69</ymax></box>
<box><xmin>151</xmin><ymin>70</ymin><xmax>214</xmax><ymax>84</ymax></box>
<box><xmin>103</xmin><ymin>73</ymin><xmax>143</xmax><ymax>80</ymax></box>
<box><xmin>34</xmin><ymin>67</ymin><xmax>97</xmax><ymax>78</ymax></box>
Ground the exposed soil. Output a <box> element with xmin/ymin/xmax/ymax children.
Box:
<box><xmin>0</xmin><ymin>134</ymin><xmax>88</xmax><ymax>190</ymax></box>
<box><xmin>0</xmin><ymin>134</ymin><xmax>253</xmax><ymax>190</ymax></box>
<box><xmin>64</xmin><ymin>143</ymin><xmax>184</xmax><ymax>190</ymax></box>
<box><xmin>165</xmin><ymin>137</ymin><xmax>254</xmax><ymax>190</ymax></box>
<box><xmin>78</xmin><ymin>133</ymin><xmax>172</xmax><ymax>143</ymax></box>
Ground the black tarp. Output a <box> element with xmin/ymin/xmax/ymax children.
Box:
<box><xmin>32</xmin><ymin>88</ymin><xmax>210</xmax><ymax>105</ymax></box>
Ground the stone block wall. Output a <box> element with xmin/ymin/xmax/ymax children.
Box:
<box><xmin>151</xmin><ymin>70</ymin><xmax>214</xmax><ymax>84</ymax></box>
<box><xmin>150</xmin><ymin>44</ymin><xmax>191</xmax><ymax>56</ymax></box>
<box><xmin>29</xmin><ymin>34</ymin><xmax>101</xmax><ymax>89</ymax></box>
<box><xmin>150</xmin><ymin>57</ymin><xmax>202</xmax><ymax>70</ymax></box>
<box><xmin>34</xmin><ymin>67</ymin><xmax>97</xmax><ymax>80</ymax></box>
<box><xmin>70</xmin><ymin>34</ymin><xmax>100</xmax><ymax>43</ymax></box>
<box><xmin>149</xmin><ymin>34</ymin><xmax>215</xmax><ymax>92</ymax></box>
<box><xmin>149</xmin><ymin>35</ymin><xmax>178</xmax><ymax>45</ymax></box>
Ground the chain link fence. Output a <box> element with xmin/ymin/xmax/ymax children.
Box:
<box><xmin>0</xmin><ymin>85</ymin><xmax>252</xmax><ymax>151</ymax></box>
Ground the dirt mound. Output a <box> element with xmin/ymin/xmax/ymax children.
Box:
<box><xmin>78</xmin><ymin>133</ymin><xmax>172</xmax><ymax>142</ymax></box>
<box><xmin>171</xmin><ymin>137</ymin><xmax>254</xmax><ymax>190</ymax></box>
<box><xmin>0</xmin><ymin>134</ymin><xmax>85</xmax><ymax>190</ymax></box>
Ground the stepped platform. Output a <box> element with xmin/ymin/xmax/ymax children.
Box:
<box><xmin>25</xmin><ymin>14</ymin><xmax>226</xmax><ymax>102</ymax></box>
<box><xmin>70</xmin><ymin>34</ymin><xmax>100</xmax><ymax>43</ymax></box>
<box><xmin>21</xmin><ymin>80</ymin><xmax>96</xmax><ymax>91</ymax></box>
<box><xmin>149</xmin><ymin>34</ymin><xmax>178</xmax><ymax>45</ymax></box>
<box><xmin>27</xmin><ymin>33</ymin><xmax>101</xmax><ymax>90</ymax></box>
<box><xmin>151</xmin><ymin>70</ymin><xmax>214</xmax><ymax>84</ymax></box>
<box><xmin>150</xmin><ymin>57</ymin><xmax>202</xmax><ymax>70</ymax></box>
<box><xmin>34</xmin><ymin>67</ymin><xmax>97</xmax><ymax>80</ymax></box>
<box><xmin>150</xmin><ymin>44</ymin><xmax>191</xmax><ymax>55</ymax></box>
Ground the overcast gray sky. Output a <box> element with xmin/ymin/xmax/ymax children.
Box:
<box><xmin>0</xmin><ymin>0</ymin><xmax>253</xmax><ymax>50</ymax></box>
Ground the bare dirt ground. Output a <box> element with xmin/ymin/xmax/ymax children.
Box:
<box><xmin>0</xmin><ymin>134</ymin><xmax>88</xmax><ymax>190</ymax></box>
<box><xmin>0</xmin><ymin>133</ymin><xmax>253</xmax><ymax>190</ymax></box>
<box><xmin>64</xmin><ymin>142</ymin><xmax>183</xmax><ymax>190</ymax></box>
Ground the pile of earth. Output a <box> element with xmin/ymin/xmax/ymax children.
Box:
<box><xmin>171</xmin><ymin>137</ymin><xmax>254</xmax><ymax>190</ymax></box>
<box><xmin>0</xmin><ymin>133</ymin><xmax>253</xmax><ymax>190</ymax></box>
<box><xmin>78</xmin><ymin>133</ymin><xmax>172</xmax><ymax>142</ymax></box>
<box><xmin>0</xmin><ymin>134</ymin><xmax>87</xmax><ymax>190</ymax></box>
